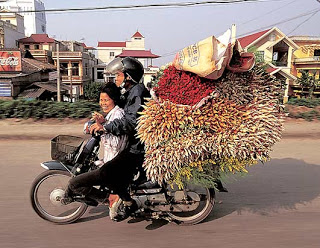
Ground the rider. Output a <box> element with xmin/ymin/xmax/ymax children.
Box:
<box><xmin>62</xmin><ymin>84</ymin><xmax>128</xmax><ymax>210</ymax></box>
<box><xmin>89</xmin><ymin>57</ymin><xmax>150</xmax><ymax>221</ymax></box>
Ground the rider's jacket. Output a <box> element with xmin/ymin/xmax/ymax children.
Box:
<box><xmin>103</xmin><ymin>83</ymin><xmax>150</xmax><ymax>155</ymax></box>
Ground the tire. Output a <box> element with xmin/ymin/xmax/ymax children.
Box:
<box><xmin>167</xmin><ymin>184</ymin><xmax>215</xmax><ymax>225</ymax></box>
<box><xmin>30</xmin><ymin>170</ymin><xmax>88</xmax><ymax>224</ymax></box>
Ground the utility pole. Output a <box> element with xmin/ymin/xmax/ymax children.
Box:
<box><xmin>56</xmin><ymin>42</ymin><xmax>61</xmax><ymax>102</ymax></box>
<box><xmin>68</xmin><ymin>67</ymin><xmax>73</xmax><ymax>102</ymax></box>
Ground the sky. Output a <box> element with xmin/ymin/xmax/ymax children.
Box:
<box><xmin>41</xmin><ymin>0</ymin><xmax>320</xmax><ymax>66</ymax></box>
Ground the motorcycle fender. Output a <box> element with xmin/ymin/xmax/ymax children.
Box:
<box><xmin>40</xmin><ymin>160</ymin><xmax>73</xmax><ymax>172</ymax></box>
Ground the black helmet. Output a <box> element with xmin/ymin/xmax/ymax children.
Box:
<box><xmin>105</xmin><ymin>57</ymin><xmax>144</xmax><ymax>84</ymax></box>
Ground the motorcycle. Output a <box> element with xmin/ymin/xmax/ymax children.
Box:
<box><xmin>30</xmin><ymin>133</ymin><xmax>216</xmax><ymax>225</ymax></box>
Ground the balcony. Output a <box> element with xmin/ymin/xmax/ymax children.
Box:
<box><xmin>294</xmin><ymin>57</ymin><xmax>320</xmax><ymax>64</ymax></box>
<box><xmin>52</xmin><ymin>51</ymin><xmax>89</xmax><ymax>59</ymax></box>
<box><xmin>62</xmin><ymin>75</ymin><xmax>83</xmax><ymax>81</ymax></box>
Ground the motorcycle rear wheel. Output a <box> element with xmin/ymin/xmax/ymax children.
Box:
<box><xmin>167</xmin><ymin>184</ymin><xmax>215</xmax><ymax>225</ymax></box>
<box><xmin>30</xmin><ymin>170</ymin><xmax>88</xmax><ymax>224</ymax></box>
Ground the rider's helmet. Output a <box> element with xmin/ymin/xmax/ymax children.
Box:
<box><xmin>104</xmin><ymin>57</ymin><xmax>144</xmax><ymax>84</ymax></box>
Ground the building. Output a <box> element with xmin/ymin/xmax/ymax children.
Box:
<box><xmin>95</xmin><ymin>31</ymin><xmax>160</xmax><ymax>84</ymax></box>
<box><xmin>52</xmin><ymin>41</ymin><xmax>97</xmax><ymax>98</ymax></box>
<box><xmin>18</xmin><ymin>34</ymin><xmax>97</xmax><ymax>98</ymax></box>
<box><xmin>0</xmin><ymin>49</ymin><xmax>58</xmax><ymax>99</ymax></box>
<box><xmin>0</xmin><ymin>10</ymin><xmax>24</xmax><ymax>48</ymax></box>
<box><xmin>290</xmin><ymin>36</ymin><xmax>320</xmax><ymax>97</ymax></box>
<box><xmin>238</xmin><ymin>27</ymin><xmax>299</xmax><ymax>102</ymax></box>
<box><xmin>0</xmin><ymin>0</ymin><xmax>46</xmax><ymax>37</ymax></box>
<box><xmin>18</xmin><ymin>33</ymin><xmax>56</xmax><ymax>63</ymax></box>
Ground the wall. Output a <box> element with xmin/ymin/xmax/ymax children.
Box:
<box><xmin>97</xmin><ymin>47</ymin><xmax>123</xmax><ymax>64</ymax></box>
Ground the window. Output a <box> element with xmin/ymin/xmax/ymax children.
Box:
<box><xmin>269</xmin><ymin>34</ymin><xmax>276</xmax><ymax>42</ymax></box>
<box><xmin>272</xmin><ymin>52</ymin><xmax>278</xmax><ymax>61</ymax></box>
<box><xmin>97</xmin><ymin>68</ymin><xmax>104</xmax><ymax>80</ymax></box>
<box><xmin>85</xmin><ymin>63</ymin><xmax>88</xmax><ymax>76</ymax></box>
<box><xmin>41</xmin><ymin>25</ymin><xmax>45</xmax><ymax>33</ymax></box>
<box><xmin>24</xmin><ymin>44</ymin><xmax>30</xmax><ymax>49</ymax></box>
<box><xmin>34</xmin><ymin>44</ymin><xmax>40</xmax><ymax>49</ymax></box>
<box><xmin>72</xmin><ymin>63</ymin><xmax>79</xmax><ymax>76</ymax></box>
<box><xmin>110</xmin><ymin>52</ymin><xmax>114</xmax><ymax>57</ymax></box>
<box><xmin>135</xmin><ymin>38</ymin><xmax>141</xmax><ymax>40</ymax></box>
<box><xmin>61</xmin><ymin>63</ymin><xmax>68</xmax><ymax>75</ymax></box>
<box><xmin>314</xmin><ymin>49</ymin><xmax>320</xmax><ymax>56</ymax></box>
<box><xmin>256</xmin><ymin>51</ymin><xmax>264</xmax><ymax>63</ymax></box>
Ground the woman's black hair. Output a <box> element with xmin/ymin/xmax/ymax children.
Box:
<box><xmin>100</xmin><ymin>83</ymin><xmax>121</xmax><ymax>105</ymax></box>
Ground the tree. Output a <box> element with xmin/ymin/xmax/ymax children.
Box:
<box><xmin>297</xmin><ymin>70</ymin><xmax>320</xmax><ymax>98</ymax></box>
<box><xmin>83</xmin><ymin>82</ymin><xmax>104</xmax><ymax>101</ymax></box>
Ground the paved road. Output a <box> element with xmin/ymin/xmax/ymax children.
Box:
<box><xmin>0</xmin><ymin>129</ymin><xmax>320</xmax><ymax>248</ymax></box>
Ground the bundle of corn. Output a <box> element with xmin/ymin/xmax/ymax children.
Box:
<box><xmin>138</xmin><ymin>65</ymin><xmax>284</xmax><ymax>187</ymax></box>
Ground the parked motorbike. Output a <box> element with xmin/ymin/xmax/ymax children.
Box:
<box><xmin>30</xmin><ymin>133</ymin><xmax>216</xmax><ymax>225</ymax></box>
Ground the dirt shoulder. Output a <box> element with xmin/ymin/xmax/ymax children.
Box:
<box><xmin>0</xmin><ymin>117</ymin><xmax>319</xmax><ymax>140</ymax></box>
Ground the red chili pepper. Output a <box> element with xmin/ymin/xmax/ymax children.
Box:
<box><xmin>154</xmin><ymin>66</ymin><xmax>216</xmax><ymax>105</ymax></box>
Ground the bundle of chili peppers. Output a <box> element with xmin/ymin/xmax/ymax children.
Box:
<box><xmin>138</xmin><ymin>65</ymin><xmax>284</xmax><ymax>188</ymax></box>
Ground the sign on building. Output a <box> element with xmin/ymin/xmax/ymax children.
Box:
<box><xmin>0</xmin><ymin>51</ymin><xmax>22</xmax><ymax>72</ymax></box>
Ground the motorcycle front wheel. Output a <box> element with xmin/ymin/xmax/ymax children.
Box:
<box><xmin>167</xmin><ymin>184</ymin><xmax>215</xmax><ymax>225</ymax></box>
<box><xmin>30</xmin><ymin>170</ymin><xmax>88</xmax><ymax>224</ymax></box>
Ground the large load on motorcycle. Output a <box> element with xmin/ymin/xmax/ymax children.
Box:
<box><xmin>137</xmin><ymin>29</ymin><xmax>284</xmax><ymax>189</ymax></box>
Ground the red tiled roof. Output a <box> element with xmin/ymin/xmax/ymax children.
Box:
<box><xmin>238</xmin><ymin>29</ymin><xmax>271</xmax><ymax>48</ymax></box>
<box><xmin>98</xmin><ymin>42</ymin><xmax>126</xmax><ymax>47</ymax></box>
<box><xmin>18</xmin><ymin>34</ymin><xmax>56</xmax><ymax>44</ymax></box>
<box><xmin>132</xmin><ymin>31</ymin><xmax>144</xmax><ymax>38</ymax></box>
<box><xmin>116</xmin><ymin>50</ymin><xmax>160</xmax><ymax>58</ymax></box>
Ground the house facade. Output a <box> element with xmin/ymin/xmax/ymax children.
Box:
<box><xmin>0</xmin><ymin>10</ymin><xmax>25</xmax><ymax>48</ymax></box>
<box><xmin>52</xmin><ymin>41</ymin><xmax>97</xmax><ymax>97</ymax></box>
<box><xmin>290</xmin><ymin>36</ymin><xmax>320</xmax><ymax>97</ymax></box>
<box><xmin>95</xmin><ymin>31</ymin><xmax>160</xmax><ymax>85</ymax></box>
<box><xmin>238</xmin><ymin>27</ymin><xmax>299</xmax><ymax>102</ymax></box>
<box><xmin>0</xmin><ymin>0</ymin><xmax>46</xmax><ymax>37</ymax></box>
<box><xmin>18</xmin><ymin>34</ymin><xmax>97</xmax><ymax>98</ymax></box>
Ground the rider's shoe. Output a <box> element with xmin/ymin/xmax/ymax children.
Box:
<box><xmin>108</xmin><ymin>195</ymin><xmax>122</xmax><ymax>221</ymax></box>
<box><xmin>113</xmin><ymin>200</ymin><xmax>138</xmax><ymax>222</ymax></box>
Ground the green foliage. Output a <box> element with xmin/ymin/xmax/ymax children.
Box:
<box><xmin>149</xmin><ymin>66</ymin><xmax>165</xmax><ymax>88</ymax></box>
<box><xmin>0</xmin><ymin>99</ymin><xmax>100</xmax><ymax>119</ymax></box>
<box><xmin>291</xmin><ymin>110</ymin><xmax>320</xmax><ymax>122</ymax></box>
<box><xmin>83</xmin><ymin>82</ymin><xmax>104</xmax><ymax>101</ymax></box>
<box><xmin>296</xmin><ymin>70</ymin><xmax>320</xmax><ymax>98</ymax></box>
<box><xmin>287</xmin><ymin>98</ymin><xmax>320</xmax><ymax>108</ymax></box>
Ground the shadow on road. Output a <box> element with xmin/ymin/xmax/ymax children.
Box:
<box><xmin>204</xmin><ymin>158</ymin><xmax>320</xmax><ymax>223</ymax></box>
<box><xmin>72</xmin><ymin>158</ymin><xmax>320</xmax><ymax>228</ymax></box>
<box><xmin>76</xmin><ymin>205</ymin><xmax>109</xmax><ymax>223</ymax></box>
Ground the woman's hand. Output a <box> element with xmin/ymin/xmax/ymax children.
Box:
<box><xmin>89</xmin><ymin>123</ymin><xmax>104</xmax><ymax>134</ymax></box>
<box><xmin>92</xmin><ymin>112</ymin><xmax>105</xmax><ymax>124</ymax></box>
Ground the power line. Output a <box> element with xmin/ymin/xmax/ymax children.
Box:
<box><xmin>160</xmin><ymin>7</ymin><xmax>320</xmax><ymax>58</ymax></box>
<box><xmin>0</xmin><ymin>0</ymin><xmax>281</xmax><ymax>14</ymax></box>
<box><xmin>239</xmin><ymin>0</ymin><xmax>298</xmax><ymax>26</ymax></box>
<box><xmin>237</xmin><ymin>8</ymin><xmax>320</xmax><ymax>38</ymax></box>
<box><xmin>287</xmin><ymin>10</ymin><xmax>319</xmax><ymax>35</ymax></box>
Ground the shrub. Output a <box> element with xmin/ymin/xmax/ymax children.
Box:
<box><xmin>83</xmin><ymin>82</ymin><xmax>104</xmax><ymax>101</ymax></box>
<box><xmin>287</xmin><ymin>98</ymin><xmax>320</xmax><ymax>108</ymax></box>
<box><xmin>0</xmin><ymin>99</ymin><xmax>100</xmax><ymax>119</ymax></box>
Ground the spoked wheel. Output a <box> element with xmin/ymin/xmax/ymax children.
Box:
<box><xmin>30</xmin><ymin>170</ymin><xmax>88</xmax><ymax>224</ymax></box>
<box><xmin>167</xmin><ymin>184</ymin><xmax>215</xmax><ymax>225</ymax></box>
